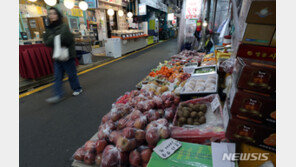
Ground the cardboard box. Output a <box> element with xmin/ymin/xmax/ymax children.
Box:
<box><xmin>239</xmin><ymin>143</ymin><xmax>276</xmax><ymax>167</ymax></box>
<box><xmin>270</xmin><ymin>31</ymin><xmax>276</xmax><ymax>47</ymax></box>
<box><xmin>230</xmin><ymin>89</ymin><xmax>275</xmax><ymax>126</ymax></box>
<box><xmin>237</xmin><ymin>44</ymin><xmax>276</xmax><ymax>62</ymax></box>
<box><xmin>246</xmin><ymin>1</ymin><xmax>276</xmax><ymax>25</ymax></box>
<box><xmin>242</xmin><ymin>24</ymin><xmax>275</xmax><ymax>46</ymax></box>
<box><xmin>226</xmin><ymin>115</ymin><xmax>276</xmax><ymax>152</ymax></box>
<box><xmin>234</xmin><ymin>57</ymin><xmax>276</xmax><ymax>95</ymax></box>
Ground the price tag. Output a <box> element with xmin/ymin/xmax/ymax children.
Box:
<box><xmin>211</xmin><ymin>96</ymin><xmax>220</xmax><ymax>112</ymax></box>
<box><xmin>122</xmin><ymin>35</ymin><xmax>126</xmax><ymax>38</ymax></box>
<box><xmin>153</xmin><ymin>138</ymin><xmax>182</xmax><ymax>159</ymax></box>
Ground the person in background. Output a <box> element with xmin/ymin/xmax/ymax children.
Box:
<box><xmin>43</xmin><ymin>7</ymin><xmax>82</xmax><ymax>104</ymax></box>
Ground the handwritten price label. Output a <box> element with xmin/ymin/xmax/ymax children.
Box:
<box><xmin>153</xmin><ymin>138</ymin><xmax>182</xmax><ymax>159</ymax></box>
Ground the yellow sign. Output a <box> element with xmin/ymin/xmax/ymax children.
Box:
<box><xmin>71</xmin><ymin>8</ymin><xmax>83</xmax><ymax>17</ymax></box>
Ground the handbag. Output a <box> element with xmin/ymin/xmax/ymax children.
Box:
<box><xmin>53</xmin><ymin>34</ymin><xmax>69</xmax><ymax>61</ymax></box>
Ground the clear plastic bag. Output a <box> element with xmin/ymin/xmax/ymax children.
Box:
<box><xmin>171</xmin><ymin>94</ymin><xmax>226</xmax><ymax>145</ymax></box>
<box><xmin>129</xmin><ymin>145</ymin><xmax>152</xmax><ymax>167</ymax></box>
<box><xmin>145</xmin><ymin>118</ymin><xmax>171</xmax><ymax>147</ymax></box>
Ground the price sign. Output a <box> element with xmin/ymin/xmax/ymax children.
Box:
<box><xmin>211</xmin><ymin>96</ymin><xmax>220</xmax><ymax>112</ymax></box>
<box><xmin>153</xmin><ymin>138</ymin><xmax>182</xmax><ymax>159</ymax></box>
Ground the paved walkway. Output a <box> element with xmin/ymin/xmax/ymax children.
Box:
<box><xmin>19</xmin><ymin>39</ymin><xmax>178</xmax><ymax>167</ymax></box>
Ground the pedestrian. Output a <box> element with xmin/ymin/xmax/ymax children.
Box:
<box><xmin>43</xmin><ymin>7</ymin><xmax>82</xmax><ymax>104</ymax></box>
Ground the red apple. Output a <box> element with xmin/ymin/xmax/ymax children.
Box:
<box><xmin>174</xmin><ymin>96</ymin><xmax>180</xmax><ymax>105</ymax></box>
<box><xmin>159</xmin><ymin>126</ymin><xmax>170</xmax><ymax>139</ymax></box>
<box><xmin>95</xmin><ymin>139</ymin><xmax>108</xmax><ymax>153</ymax></box>
<box><xmin>109</xmin><ymin>131</ymin><xmax>121</xmax><ymax>144</ymax></box>
<box><xmin>131</xmin><ymin>110</ymin><xmax>142</xmax><ymax>120</ymax></box>
<box><xmin>156</xmin><ymin>118</ymin><xmax>169</xmax><ymax>126</ymax></box>
<box><xmin>84</xmin><ymin>140</ymin><xmax>96</xmax><ymax>152</ymax></box>
<box><xmin>135</xmin><ymin>129</ymin><xmax>146</xmax><ymax>140</ymax></box>
<box><xmin>111</xmin><ymin>112</ymin><xmax>121</xmax><ymax>122</ymax></box>
<box><xmin>129</xmin><ymin>150</ymin><xmax>142</xmax><ymax>167</ymax></box>
<box><xmin>84</xmin><ymin>151</ymin><xmax>95</xmax><ymax>165</ymax></box>
<box><xmin>122</xmin><ymin>127</ymin><xmax>135</xmax><ymax>139</ymax></box>
<box><xmin>117</xmin><ymin>118</ymin><xmax>128</xmax><ymax>130</ymax></box>
<box><xmin>116</xmin><ymin>136</ymin><xmax>131</xmax><ymax>152</ymax></box>
<box><xmin>102</xmin><ymin>145</ymin><xmax>119</xmax><ymax>167</ymax></box>
<box><xmin>73</xmin><ymin>147</ymin><xmax>85</xmax><ymax>161</ymax></box>
<box><xmin>165</xmin><ymin>109</ymin><xmax>175</xmax><ymax>121</ymax></box>
<box><xmin>141</xmin><ymin>148</ymin><xmax>152</xmax><ymax>163</ymax></box>
<box><xmin>129</xmin><ymin>139</ymin><xmax>137</xmax><ymax>150</ymax></box>
<box><xmin>146</xmin><ymin>128</ymin><xmax>160</xmax><ymax>146</ymax></box>
<box><xmin>126</xmin><ymin>120</ymin><xmax>135</xmax><ymax>128</ymax></box>
<box><xmin>134</xmin><ymin>117</ymin><xmax>147</xmax><ymax>129</ymax></box>
<box><xmin>102</xmin><ymin>113</ymin><xmax>111</xmax><ymax>123</ymax></box>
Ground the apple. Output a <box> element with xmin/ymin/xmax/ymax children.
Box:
<box><xmin>131</xmin><ymin>110</ymin><xmax>142</xmax><ymax>120</ymax></box>
<box><xmin>102</xmin><ymin>145</ymin><xmax>119</xmax><ymax>167</ymax></box>
<box><xmin>164</xmin><ymin>109</ymin><xmax>175</xmax><ymax>121</ymax></box>
<box><xmin>102</xmin><ymin>113</ymin><xmax>111</xmax><ymax>123</ymax></box>
<box><xmin>130</xmin><ymin>139</ymin><xmax>138</xmax><ymax>150</ymax></box>
<box><xmin>135</xmin><ymin>129</ymin><xmax>146</xmax><ymax>140</ymax></box>
<box><xmin>159</xmin><ymin>126</ymin><xmax>170</xmax><ymax>139</ymax></box>
<box><xmin>146</xmin><ymin>128</ymin><xmax>160</xmax><ymax>146</ymax></box>
<box><xmin>173</xmin><ymin>96</ymin><xmax>180</xmax><ymax>105</ymax></box>
<box><xmin>141</xmin><ymin>148</ymin><xmax>152</xmax><ymax>163</ymax></box>
<box><xmin>164</xmin><ymin>99</ymin><xmax>171</xmax><ymax>108</ymax></box>
<box><xmin>157</xmin><ymin>109</ymin><xmax>165</xmax><ymax>116</ymax></box>
<box><xmin>156</xmin><ymin>118</ymin><xmax>169</xmax><ymax>126</ymax></box>
<box><xmin>117</xmin><ymin>118</ymin><xmax>128</xmax><ymax>130</ymax></box>
<box><xmin>109</xmin><ymin>131</ymin><xmax>121</xmax><ymax>144</ymax></box>
<box><xmin>129</xmin><ymin>150</ymin><xmax>142</xmax><ymax>167</ymax></box>
<box><xmin>95</xmin><ymin>139</ymin><xmax>108</xmax><ymax>153</ymax></box>
<box><xmin>111</xmin><ymin>112</ymin><xmax>121</xmax><ymax>122</ymax></box>
<box><xmin>95</xmin><ymin>153</ymin><xmax>102</xmax><ymax>166</ymax></box>
<box><xmin>84</xmin><ymin>151</ymin><xmax>95</xmax><ymax>165</ymax></box>
<box><xmin>126</xmin><ymin>120</ymin><xmax>135</xmax><ymax>128</ymax></box>
<box><xmin>116</xmin><ymin>136</ymin><xmax>131</xmax><ymax>152</ymax></box>
<box><xmin>73</xmin><ymin>147</ymin><xmax>85</xmax><ymax>161</ymax></box>
<box><xmin>122</xmin><ymin>127</ymin><xmax>135</xmax><ymax>139</ymax></box>
<box><xmin>134</xmin><ymin>117</ymin><xmax>146</xmax><ymax>129</ymax></box>
<box><xmin>84</xmin><ymin>140</ymin><xmax>96</xmax><ymax>153</ymax></box>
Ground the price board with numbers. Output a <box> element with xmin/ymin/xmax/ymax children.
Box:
<box><xmin>148</xmin><ymin>139</ymin><xmax>213</xmax><ymax>167</ymax></box>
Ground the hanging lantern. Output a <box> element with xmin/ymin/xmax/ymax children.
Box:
<box><xmin>44</xmin><ymin>0</ymin><xmax>57</xmax><ymax>6</ymax></box>
<box><xmin>79</xmin><ymin>1</ymin><xmax>88</xmax><ymax>11</ymax></box>
<box><xmin>107</xmin><ymin>9</ymin><xmax>115</xmax><ymax>16</ymax></box>
<box><xmin>127</xmin><ymin>12</ymin><xmax>133</xmax><ymax>18</ymax></box>
<box><xmin>28</xmin><ymin>0</ymin><xmax>37</xmax><ymax>2</ymax></box>
<box><xmin>118</xmin><ymin>10</ymin><xmax>124</xmax><ymax>17</ymax></box>
<box><xmin>64</xmin><ymin>0</ymin><xmax>75</xmax><ymax>9</ymax></box>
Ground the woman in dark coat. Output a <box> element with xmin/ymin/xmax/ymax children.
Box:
<box><xmin>43</xmin><ymin>7</ymin><xmax>82</xmax><ymax>103</ymax></box>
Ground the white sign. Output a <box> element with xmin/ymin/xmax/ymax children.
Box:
<box><xmin>139</xmin><ymin>3</ymin><xmax>147</xmax><ymax>15</ymax></box>
<box><xmin>168</xmin><ymin>13</ymin><xmax>174</xmax><ymax>21</ymax></box>
<box><xmin>185</xmin><ymin>0</ymin><xmax>202</xmax><ymax>19</ymax></box>
<box><xmin>153</xmin><ymin>138</ymin><xmax>182</xmax><ymax>159</ymax></box>
<box><xmin>211</xmin><ymin>96</ymin><xmax>221</xmax><ymax>112</ymax></box>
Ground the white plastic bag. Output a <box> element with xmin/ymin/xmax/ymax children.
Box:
<box><xmin>53</xmin><ymin>34</ymin><xmax>69</xmax><ymax>61</ymax></box>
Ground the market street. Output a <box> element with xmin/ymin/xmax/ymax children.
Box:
<box><xmin>19</xmin><ymin>39</ymin><xmax>177</xmax><ymax>167</ymax></box>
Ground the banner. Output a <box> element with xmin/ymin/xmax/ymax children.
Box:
<box><xmin>185</xmin><ymin>0</ymin><xmax>202</xmax><ymax>19</ymax></box>
<box><xmin>85</xmin><ymin>0</ymin><xmax>97</xmax><ymax>8</ymax></box>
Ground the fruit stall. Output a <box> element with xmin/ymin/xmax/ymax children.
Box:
<box><xmin>71</xmin><ymin>39</ymin><xmax>276</xmax><ymax>166</ymax></box>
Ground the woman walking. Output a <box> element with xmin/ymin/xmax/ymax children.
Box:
<box><xmin>43</xmin><ymin>7</ymin><xmax>82</xmax><ymax>104</ymax></box>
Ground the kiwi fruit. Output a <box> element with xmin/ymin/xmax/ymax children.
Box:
<box><xmin>193</xmin><ymin>104</ymin><xmax>200</xmax><ymax>111</ymax></box>
<box><xmin>188</xmin><ymin>103</ymin><xmax>194</xmax><ymax>108</ymax></box>
<box><xmin>199</xmin><ymin>104</ymin><xmax>207</xmax><ymax>113</ymax></box>
<box><xmin>193</xmin><ymin>122</ymin><xmax>200</xmax><ymax>126</ymax></box>
<box><xmin>199</xmin><ymin>116</ymin><xmax>206</xmax><ymax>124</ymax></box>
<box><xmin>197</xmin><ymin>111</ymin><xmax>204</xmax><ymax>117</ymax></box>
<box><xmin>179</xmin><ymin>117</ymin><xmax>186</xmax><ymax>123</ymax></box>
<box><xmin>183</xmin><ymin>110</ymin><xmax>190</xmax><ymax>118</ymax></box>
<box><xmin>177</xmin><ymin>110</ymin><xmax>183</xmax><ymax>117</ymax></box>
<box><xmin>187</xmin><ymin>118</ymin><xmax>194</xmax><ymax>125</ymax></box>
<box><xmin>190</xmin><ymin>111</ymin><xmax>198</xmax><ymax>118</ymax></box>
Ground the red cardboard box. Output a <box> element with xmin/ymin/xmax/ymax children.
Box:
<box><xmin>234</xmin><ymin>57</ymin><xmax>276</xmax><ymax>95</ymax></box>
<box><xmin>230</xmin><ymin>89</ymin><xmax>275</xmax><ymax>126</ymax></box>
<box><xmin>226</xmin><ymin>115</ymin><xmax>276</xmax><ymax>152</ymax></box>
<box><xmin>237</xmin><ymin>44</ymin><xmax>276</xmax><ymax>62</ymax></box>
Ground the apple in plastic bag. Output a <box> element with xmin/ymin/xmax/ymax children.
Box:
<box><xmin>84</xmin><ymin>151</ymin><xmax>95</xmax><ymax>165</ymax></box>
<box><xmin>95</xmin><ymin>139</ymin><xmax>108</xmax><ymax>153</ymax></box>
<box><xmin>141</xmin><ymin>148</ymin><xmax>152</xmax><ymax>163</ymax></box>
<box><xmin>129</xmin><ymin>150</ymin><xmax>142</xmax><ymax>167</ymax></box>
<box><xmin>73</xmin><ymin>147</ymin><xmax>85</xmax><ymax>161</ymax></box>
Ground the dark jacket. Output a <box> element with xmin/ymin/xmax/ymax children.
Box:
<box><xmin>43</xmin><ymin>23</ymin><xmax>76</xmax><ymax>59</ymax></box>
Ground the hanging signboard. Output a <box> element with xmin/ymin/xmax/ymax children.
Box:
<box><xmin>85</xmin><ymin>0</ymin><xmax>97</xmax><ymax>8</ymax></box>
<box><xmin>139</xmin><ymin>3</ymin><xmax>147</xmax><ymax>15</ymax></box>
<box><xmin>185</xmin><ymin>0</ymin><xmax>202</xmax><ymax>19</ymax></box>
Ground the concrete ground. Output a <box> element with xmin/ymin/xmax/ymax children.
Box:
<box><xmin>19</xmin><ymin>39</ymin><xmax>178</xmax><ymax>167</ymax></box>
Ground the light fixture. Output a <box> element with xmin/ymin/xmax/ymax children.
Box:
<box><xmin>28</xmin><ymin>0</ymin><xmax>37</xmax><ymax>2</ymax></box>
<box><xmin>107</xmin><ymin>9</ymin><xmax>114</xmax><ymax>16</ymax></box>
<box><xmin>79</xmin><ymin>1</ymin><xmax>88</xmax><ymax>11</ymax></box>
<box><xmin>127</xmin><ymin>12</ymin><xmax>133</xmax><ymax>18</ymax></box>
<box><xmin>118</xmin><ymin>10</ymin><xmax>124</xmax><ymax>17</ymax></box>
<box><xmin>203</xmin><ymin>22</ymin><xmax>208</xmax><ymax>27</ymax></box>
<box><xmin>64</xmin><ymin>0</ymin><xmax>75</xmax><ymax>9</ymax></box>
<box><xmin>44</xmin><ymin>0</ymin><xmax>57</xmax><ymax>6</ymax></box>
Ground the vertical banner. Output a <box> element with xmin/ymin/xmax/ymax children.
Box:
<box><xmin>185</xmin><ymin>0</ymin><xmax>202</xmax><ymax>19</ymax></box>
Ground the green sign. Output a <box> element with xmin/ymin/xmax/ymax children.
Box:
<box><xmin>147</xmin><ymin>139</ymin><xmax>213</xmax><ymax>167</ymax></box>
